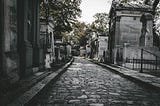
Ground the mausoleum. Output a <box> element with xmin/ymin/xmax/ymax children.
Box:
<box><xmin>108</xmin><ymin>1</ymin><xmax>160</xmax><ymax>67</ymax></box>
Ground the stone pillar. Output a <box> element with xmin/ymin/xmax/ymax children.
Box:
<box><xmin>33</xmin><ymin>0</ymin><xmax>40</xmax><ymax>69</ymax></box>
<box><xmin>113</xmin><ymin>48</ymin><xmax>117</xmax><ymax>64</ymax></box>
<box><xmin>17</xmin><ymin>0</ymin><xmax>34</xmax><ymax>78</ymax></box>
<box><xmin>0</xmin><ymin>0</ymin><xmax>4</xmax><ymax>76</ymax></box>
<box><xmin>115</xmin><ymin>16</ymin><xmax>121</xmax><ymax>46</ymax></box>
<box><xmin>123</xmin><ymin>43</ymin><xmax>127</xmax><ymax>65</ymax></box>
<box><xmin>17</xmin><ymin>0</ymin><xmax>25</xmax><ymax>78</ymax></box>
<box><xmin>113</xmin><ymin>16</ymin><xmax>121</xmax><ymax>64</ymax></box>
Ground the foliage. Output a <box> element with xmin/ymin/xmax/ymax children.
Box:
<box><xmin>62</xmin><ymin>21</ymin><xmax>89</xmax><ymax>46</ymax></box>
<box><xmin>40</xmin><ymin>0</ymin><xmax>82</xmax><ymax>34</ymax></box>
<box><xmin>64</xmin><ymin>12</ymin><xmax>110</xmax><ymax>47</ymax></box>
<box><xmin>91</xmin><ymin>13</ymin><xmax>109</xmax><ymax>34</ymax></box>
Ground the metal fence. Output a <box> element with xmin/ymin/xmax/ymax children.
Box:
<box><xmin>125</xmin><ymin>49</ymin><xmax>160</xmax><ymax>73</ymax></box>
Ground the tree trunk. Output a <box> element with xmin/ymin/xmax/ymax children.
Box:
<box><xmin>152</xmin><ymin>0</ymin><xmax>159</xmax><ymax>15</ymax></box>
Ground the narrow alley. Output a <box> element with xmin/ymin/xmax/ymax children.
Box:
<box><xmin>31</xmin><ymin>57</ymin><xmax>160</xmax><ymax>106</ymax></box>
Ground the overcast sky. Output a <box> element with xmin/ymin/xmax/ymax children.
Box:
<box><xmin>78</xmin><ymin>0</ymin><xmax>112</xmax><ymax>24</ymax></box>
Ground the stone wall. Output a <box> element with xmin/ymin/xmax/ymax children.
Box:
<box><xmin>120</xmin><ymin>16</ymin><xmax>142</xmax><ymax>46</ymax></box>
<box><xmin>3</xmin><ymin>0</ymin><xmax>19</xmax><ymax>83</ymax></box>
<box><xmin>123</xmin><ymin>46</ymin><xmax>156</xmax><ymax>60</ymax></box>
<box><xmin>0</xmin><ymin>0</ymin><xmax>42</xmax><ymax>84</ymax></box>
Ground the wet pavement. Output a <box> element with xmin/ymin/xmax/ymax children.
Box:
<box><xmin>32</xmin><ymin>57</ymin><xmax>160</xmax><ymax>106</ymax></box>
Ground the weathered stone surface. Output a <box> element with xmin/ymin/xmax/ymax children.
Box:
<box><xmin>31</xmin><ymin>57</ymin><xmax>160</xmax><ymax>106</ymax></box>
<box><xmin>68</xmin><ymin>100</ymin><xmax>81</xmax><ymax>103</ymax></box>
<box><xmin>77</xmin><ymin>95</ymin><xmax>88</xmax><ymax>99</ymax></box>
<box><xmin>86</xmin><ymin>99</ymin><xmax>97</xmax><ymax>103</ymax></box>
<box><xmin>89</xmin><ymin>95</ymin><xmax>101</xmax><ymax>99</ymax></box>
<box><xmin>99</xmin><ymin>62</ymin><xmax>160</xmax><ymax>90</ymax></box>
<box><xmin>9</xmin><ymin>58</ymin><xmax>73</xmax><ymax>106</ymax></box>
<box><xmin>89</xmin><ymin>103</ymin><xmax>104</xmax><ymax>106</ymax></box>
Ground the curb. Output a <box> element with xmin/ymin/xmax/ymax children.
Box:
<box><xmin>8</xmin><ymin>58</ymin><xmax>74</xmax><ymax>106</ymax></box>
<box><xmin>88</xmin><ymin>59</ymin><xmax>160</xmax><ymax>91</ymax></box>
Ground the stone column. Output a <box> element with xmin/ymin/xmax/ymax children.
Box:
<box><xmin>115</xmin><ymin>16</ymin><xmax>121</xmax><ymax>46</ymax></box>
<box><xmin>123</xmin><ymin>43</ymin><xmax>127</xmax><ymax>65</ymax></box>
<box><xmin>113</xmin><ymin>16</ymin><xmax>121</xmax><ymax>64</ymax></box>
<box><xmin>33</xmin><ymin>0</ymin><xmax>40</xmax><ymax>69</ymax></box>
<box><xmin>0</xmin><ymin>0</ymin><xmax>4</xmax><ymax>76</ymax></box>
<box><xmin>17</xmin><ymin>0</ymin><xmax>34</xmax><ymax>78</ymax></box>
<box><xmin>113</xmin><ymin>48</ymin><xmax>117</xmax><ymax>64</ymax></box>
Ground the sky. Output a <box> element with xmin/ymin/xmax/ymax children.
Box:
<box><xmin>78</xmin><ymin>0</ymin><xmax>112</xmax><ymax>24</ymax></box>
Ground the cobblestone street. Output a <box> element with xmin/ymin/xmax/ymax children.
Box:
<box><xmin>32</xmin><ymin>57</ymin><xmax>160</xmax><ymax>106</ymax></box>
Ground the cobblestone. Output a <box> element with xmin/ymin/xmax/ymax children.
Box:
<box><xmin>32</xmin><ymin>57</ymin><xmax>160</xmax><ymax>106</ymax></box>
